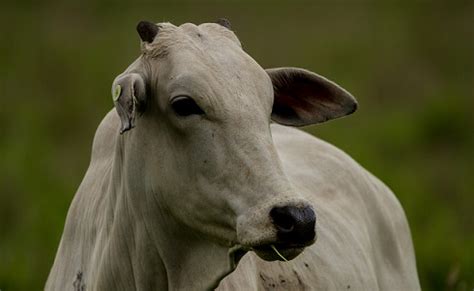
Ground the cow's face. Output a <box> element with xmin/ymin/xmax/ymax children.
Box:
<box><xmin>111</xmin><ymin>21</ymin><xmax>357</xmax><ymax>262</ymax></box>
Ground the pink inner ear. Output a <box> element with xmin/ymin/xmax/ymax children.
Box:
<box><xmin>272</xmin><ymin>75</ymin><xmax>336</xmax><ymax>124</ymax></box>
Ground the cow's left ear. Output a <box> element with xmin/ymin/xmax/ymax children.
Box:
<box><xmin>112</xmin><ymin>73</ymin><xmax>146</xmax><ymax>134</ymax></box>
<box><xmin>266</xmin><ymin>67</ymin><xmax>358</xmax><ymax>126</ymax></box>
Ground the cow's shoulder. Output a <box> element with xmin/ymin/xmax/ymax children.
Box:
<box><xmin>46</xmin><ymin>110</ymin><xmax>121</xmax><ymax>290</ymax></box>
<box><xmin>270</xmin><ymin>124</ymin><xmax>411</xmax><ymax>237</ymax></box>
<box><xmin>271</xmin><ymin>123</ymin><xmax>394</xmax><ymax>205</ymax></box>
<box><xmin>271</xmin><ymin>123</ymin><xmax>366</xmax><ymax>191</ymax></box>
<box><xmin>90</xmin><ymin>109</ymin><xmax>120</xmax><ymax>165</ymax></box>
<box><xmin>270</xmin><ymin>124</ymin><xmax>420</xmax><ymax>289</ymax></box>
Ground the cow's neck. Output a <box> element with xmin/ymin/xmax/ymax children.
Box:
<box><xmin>102</xmin><ymin>135</ymin><xmax>239</xmax><ymax>290</ymax></box>
<box><xmin>152</xmin><ymin>212</ymin><xmax>238</xmax><ymax>290</ymax></box>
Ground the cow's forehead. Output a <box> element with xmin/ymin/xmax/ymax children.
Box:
<box><xmin>182</xmin><ymin>22</ymin><xmax>242</xmax><ymax>47</ymax></box>
<box><xmin>141</xmin><ymin>22</ymin><xmax>242</xmax><ymax>59</ymax></box>
<box><xmin>142</xmin><ymin>21</ymin><xmax>273</xmax><ymax>114</ymax></box>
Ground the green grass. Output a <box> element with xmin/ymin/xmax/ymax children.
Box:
<box><xmin>271</xmin><ymin>245</ymin><xmax>289</xmax><ymax>262</ymax></box>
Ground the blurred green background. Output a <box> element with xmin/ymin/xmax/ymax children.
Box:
<box><xmin>0</xmin><ymin>1</ymin><xmax>472</xmax><ymax>290</ymax></box>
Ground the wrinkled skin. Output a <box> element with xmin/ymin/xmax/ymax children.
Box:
<box><xmin>46</xmin><ymin>21</ymin><xmax>420</xmax><ymax>290</ymax></box>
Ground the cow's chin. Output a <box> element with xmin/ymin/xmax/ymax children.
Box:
<box><xmin>252</xmin><ymin>244</ymin><xmax>306</xmax><ymax>261</ymax></box>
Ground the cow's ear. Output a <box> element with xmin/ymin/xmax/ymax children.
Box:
<box><xmin>267</xmin><ymin>67</ymin><xmax>357</xmax><ymax>127</ymax></box>
<box><xmin>112</xmin><ymin>73</ymin><xmax>146</xmax><ymax>134</ymax></box>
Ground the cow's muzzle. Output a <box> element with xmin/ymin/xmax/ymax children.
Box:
<box><xmin>270</xmin><ymin>205</ymin><xmax>316</xmax><ymax>245</ymax></box>
<box><xmin>252</xmin><ymin>205</ymin><xmax>316</xmax><ymax>261</ymax></box>
<box><xmin>236</xmin><ymin>198</ymin><xmax>317</xmax><ymax>262</ymax></box>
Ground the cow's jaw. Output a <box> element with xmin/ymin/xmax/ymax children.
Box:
<box><xmin>253</xmin><ymin>245</ymin><xmax>307</xmax><ymax>261</ymax></box>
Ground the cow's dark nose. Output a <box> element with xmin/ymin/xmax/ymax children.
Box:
<box><xmin>270</xmin><ymin>205</ymin><xmax>316</xmax><ymax>244</ymax></box>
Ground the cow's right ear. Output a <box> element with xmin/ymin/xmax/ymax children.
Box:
<box><xmin>267</xmin><ymin>67</ymin><xmax>357</xmax><ymax>127</ymax></box>
<box><xmin>112</xmin><ymin>73</ymin><xmax>146</xmax><ymax>134</ymax></box>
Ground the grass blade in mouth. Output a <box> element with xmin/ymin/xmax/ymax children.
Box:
<box><xmin>270</xmin><ymin>244</ymin><xmax>288</xmax><ymax>262</ymax></box>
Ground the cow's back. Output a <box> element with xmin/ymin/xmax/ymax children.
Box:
<box><xmin>218</xmin><ymin>124</ymin><xmax>420</xmax><ymax>290</ymax></box>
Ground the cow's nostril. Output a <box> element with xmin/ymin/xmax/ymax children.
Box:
<box><xmin>270</xmin><ymin>205</ymin><xmax>316</xmax><ymax>244</ymax></box>
<box><xmin>270</xmin><ymin>207</ymin><xmax>295</xmax><ymax>233</ymax></box>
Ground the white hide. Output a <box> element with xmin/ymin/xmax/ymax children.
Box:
<box><xmin>46</xmin><ymin>21</ymin><xmax>420</xmax><ymax>290</ymax></box>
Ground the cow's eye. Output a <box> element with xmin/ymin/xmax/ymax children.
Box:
<box><xmin>170</xmin><ymin>96</ymin><xmax>205</xmax><ymax>117</ymax></box>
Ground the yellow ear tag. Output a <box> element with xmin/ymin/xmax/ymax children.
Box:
<box><xmin>113</xmin><ymin>85</ymin><xmax>121</xmax><ymax>101</ymax></box>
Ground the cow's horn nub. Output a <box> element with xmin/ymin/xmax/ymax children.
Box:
<box><xmin>216</xmin><ymin>18</ymin><xmax>231</xmax><ymax>30</ymax></box>
<box><xmin>136</xmin><ymin>20</ymin><xmax>159</xmax><ymax>43</ymax></box>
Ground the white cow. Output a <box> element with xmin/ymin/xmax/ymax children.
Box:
<box><xmin>46</xmin><ymin>20</ymin><xmax>420</xmax><ymax>290</ymax></box>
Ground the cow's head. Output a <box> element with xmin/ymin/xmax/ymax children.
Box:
<box><xmin>111</xmin><ymin>20</ymin><xmax>357</xmax><ymax>263</ymax></box>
